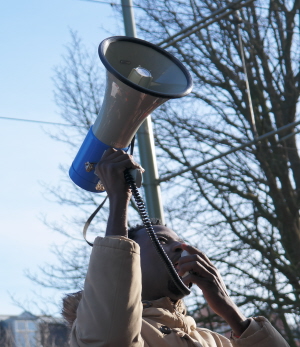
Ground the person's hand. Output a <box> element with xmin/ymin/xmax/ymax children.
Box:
<box><xmin>178</xmin><ymin>244</ymin><xmax>250</xmax><ymax>336</ymax></box>
<box><xmin>95</xmin><ymin>148</ymin><xmax>143</xmax><ymax>201</ymax></box>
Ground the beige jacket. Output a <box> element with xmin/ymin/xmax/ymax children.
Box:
<box><xmin>70</xmin><ymin>236</ymin><xmax>290</xmax><ymax>347</ymax></box>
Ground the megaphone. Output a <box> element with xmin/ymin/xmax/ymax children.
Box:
<box><xmin>69</xmin><ymin>36</ymin><xmax>193</xmax><ymax>192</ymax></box>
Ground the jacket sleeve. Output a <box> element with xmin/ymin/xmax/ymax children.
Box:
<box><xmin>70</xmin><ymin>236</ymin><xmax>144</xmax><ymax>347</ymax></box>
<box><xmin>195</xmin><ymin>317</ymin><xmax>290</xmax><ymax>347</ymax></box>
<box><xmin>230</xmin><ymin>316</ymin><xmax>290</xmax><ymax>347</ymax></box>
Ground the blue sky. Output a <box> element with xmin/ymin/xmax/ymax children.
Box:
<box><xmin>0</xmin><ymin>0</ymin><xmax>125</xmax><ymax>315</ymax></box>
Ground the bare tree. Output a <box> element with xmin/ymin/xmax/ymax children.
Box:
<box><xmin>27</xmin><ymin>31</ymin><xmax>140</xmax><ymax>295</ymax></box>
<box><xmin>26</xmin><ymin>32</ymin><xmax>104</xmax><ymax>296</ymax></box>
<box><xmin>131</xmin><ymin>0</ymin><xmax>300</xmax><ymax>344</ymax></box>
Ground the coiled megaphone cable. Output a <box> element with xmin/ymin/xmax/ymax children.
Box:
<box><xmin>124</xmin><ymin>169</ymin><xmax>191</xmax><ymax>297</ymax></box>
<box><xmin>82</xmin><ymin>167</ymin><xmax>191</xmax><ymax>296</ymax></box>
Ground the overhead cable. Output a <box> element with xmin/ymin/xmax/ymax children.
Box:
<box><xmin>0</xmin><ymin>116</ymin><xmax>86</xmax><ymax>128</ymax></box>
<box><xmin>158</xmin><ymin>120</ymin><xmax>300</xmax><ymax>183</ymax></box>
<box><xmin>158</xmin><ymin>0</ymin><xmax>255</xmax><ymax>48</ymax></box>
<box><xmin>80</xmin><ymin>0</ymin><xmax>300</xmax><ymax>35</ymax></box>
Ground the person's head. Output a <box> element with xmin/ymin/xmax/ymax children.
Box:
<box><xmin>61</xmin><ymin>221</ymin><xmax>186</xmax><ymax>326</ymax></box>
<box><xmin>128</xmin><ymin>220</ymin><xmax>187</xmax><ymax>302</ymax></box>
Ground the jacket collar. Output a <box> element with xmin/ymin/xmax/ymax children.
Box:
<box><xmin>142</xmin><ymin>297</ymin><xmax>196</xmax><ymax>333</ymax></box>
<box><xmin>142</xmin><ymin>297</ymin><xmax>186</xmax><ymax>314</ymax></box>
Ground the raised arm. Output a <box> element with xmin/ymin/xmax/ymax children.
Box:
<box><xmin>178</xmin><ymin>244</ymin><xmax>290</xmax><ymax>347</ymax></box>
<box><xmin>95</xmin><ymin>148</ymin><xmax>143</xmax><ymax>237</ymax></box>
<box><xmin>70</xmin><ymin>149</ymin><xmax>144</xmax><ymax>347</ymax></box>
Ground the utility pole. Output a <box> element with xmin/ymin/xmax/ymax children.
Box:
<box><xmin>120</xmin><ymin>0</ymin><xmax>165</xmax><ymax>224</ymax></box>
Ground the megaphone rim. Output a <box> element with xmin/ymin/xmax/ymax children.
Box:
<box><xmin>98</xmin><ymin>36</ymin><xmax>193</xmax><ymax>99</ymax></box>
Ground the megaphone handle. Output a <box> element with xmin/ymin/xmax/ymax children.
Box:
<box><xmin>128</xmin><ymin>168</ymin><xmax>142</xmax><ymax>188</ymax></box>
<box><xmin>124</xmin><ymin>169</ymin><xmax>191</xmax><ymax>297</ymax></box>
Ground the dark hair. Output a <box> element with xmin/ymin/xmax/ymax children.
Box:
<box><xmin>128</xmin><ymin>218</ymin><xmax>165</xmax><ymax>241</ymax></box>
<box><xmin>62</xmin><ymin>291</ymin><xmax>83</xmax><ymax>328</ymax></box>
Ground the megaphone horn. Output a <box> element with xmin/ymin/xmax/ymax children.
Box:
<box><xmin>69</xmin><ymin>36</ymin><xmax>193</xmax><ymax>193</ymax></box>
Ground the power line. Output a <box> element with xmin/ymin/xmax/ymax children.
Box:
<box><xmin>81</xmin><ymin>0</ymin><xmax>299</xmax><ymax>14</ymax></box>
<box><xmin>0</xmin><ymin>116</ymin><xmax>86</xmax><ymax>128</ymax></box>
<box><xmin>80</xmin><ymin>0</ymin><xmax>196</xmax><ymax>15</ymax></box>
<box><xmin>80</xmin><ymin>0</ymin><xmax>300</xmax><ymax>37</ymax></box>
<box><xmin>159</xmin><ymin>0</ymin><xmax>255</xmax><ymax>48</ymax></box>
<box><xmin>80</xmin><ymin>0</ymin><xmax>120</xmax><ymax>6</ymax></box>
<box><xmin>81</xmin><ymin>0</ymin><xmax>187</xmax><ymax>11</ymax></box>
<box><xmin>158</xmin><ymin>120</ymin><xmax>300</xmax><ymax>183</ymax></box>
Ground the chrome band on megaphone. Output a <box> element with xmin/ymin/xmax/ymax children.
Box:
<box><xmin>69</xmin><ymin>36</ymin><xmax>193</xmax><ymax>193</ymax></box>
